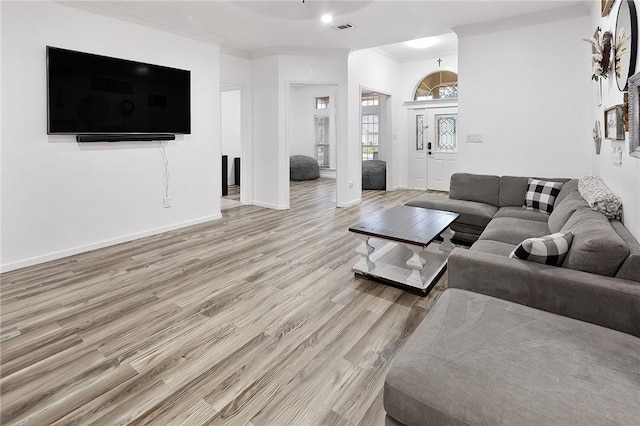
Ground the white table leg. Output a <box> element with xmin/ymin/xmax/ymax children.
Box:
<box><xmin>354</xmin><ymin>234</ymin><xmax>374</xmax><ymax>273</ymax></box>
<box><xmin>405</xmin><ymin>245</ymin><xmax>426</xmax><ymax>287</ymax></box>
<box><xmin>440</xmin><ymin>227</ymin><xmax>455</xmax><ymax>252</ymax></box>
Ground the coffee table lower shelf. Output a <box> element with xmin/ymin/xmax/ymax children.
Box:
<box><xmin>352</xmin><ymin>238</ymin><xmax>450</xmax><ymax>296</ymax></box>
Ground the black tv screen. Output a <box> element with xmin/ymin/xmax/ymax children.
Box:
<box><xmin>47</xmin><ymin>46</ymin><xmax>191</xmax><ymax>134</ymax></box>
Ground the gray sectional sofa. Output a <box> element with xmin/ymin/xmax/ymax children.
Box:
<box><xmin>405</xmin><ymin>173</ymin><xmax>640</xmax><ymax>332</ymax></box>
<box><xmin>384</xmin><ymin>173</ymin><xmax>640</xmax><ymax>425</ymax></box>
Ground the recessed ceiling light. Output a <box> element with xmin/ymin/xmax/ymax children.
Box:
<box><xmin>321</xmin><ymin>14</ymin><xmax>333</xmax><ymax>24</ymax></box>
<box><xmin>406</xmin><ymin>37</ymin><xmax>440</xmax><ymax>49</ymax></box>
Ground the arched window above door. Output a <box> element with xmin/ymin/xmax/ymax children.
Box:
<box><xmin>414</xmin><ymin>71</ymin><xmax>458</xmax><ymax>100</ymax></box>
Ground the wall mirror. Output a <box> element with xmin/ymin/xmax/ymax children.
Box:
<box><xmin>616</xmin><ymin>0</ymin><xmax>638</xmax><ymax>91</ymax></box>
<box><xmin>629</xmin><ymin>71</ymin><xmax>640</xmax><ymax>158</ymax></box>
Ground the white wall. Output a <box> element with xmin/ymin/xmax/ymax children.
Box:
<box><xmin>456</xmin><ymin>16</ymin><xmax>592</xmax><ymax>178</ymax></box>
<box><xmin>590</xmin><ymin>1</ymin><xmax>640</xmax><ymax>239</ymax></box>
<box><xmin>1</xmin><ymin>2</ymin><xmax>221</xmax><ymax>271</ymax></box>
<box><xmin>289</xmin><ymin>86</ymin><xmax>317</xmax><ymax>159</ymax></box>
<box><xmin>221</xmin><ymin>90</ymin><xmax>241</xmax><ymax>185</ymax></box>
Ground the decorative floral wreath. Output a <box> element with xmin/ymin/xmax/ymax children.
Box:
<box><xmin>584</xmin><ymin>27</ymin><xmax>613</xmax><ymax>81</ymax></box>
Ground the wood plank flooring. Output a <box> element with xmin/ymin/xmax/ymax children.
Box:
<box><xmin>1</xmin><ymin>179</ymin><xmax>447</xmax><ymax>425</ymax></box>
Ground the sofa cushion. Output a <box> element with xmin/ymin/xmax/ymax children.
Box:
<box><xmin>554</xmin><ymin>178</ymin><xmax>579</xmax><ymax>205</ymax></box>
<box><xmin>383</xmin><ymin>289</ymin><xmax>640</xmax><ymax>426</ymax></box>
<box><xmin>499</xmin><ymin>176</ymin><xmax>570</xmax><ymax>207</ymax></box>
<box><xmin>609</xmin><ymin>221</ymin><xmax>640</xmax><ymax>282</ymax></box>
<box><xmin>470</xmin><ymin>240</ymin><xmax>516</xmax><ymax>257</ymax></box>
<box><xmin>449</xmin><ymin>173</ymin><xmax>500</xmax><ymax>207</ymax></box>
<box><xmin>493</xmin><ymin>206</ymin><xmax>550</xmax><ymax>222</ymax></box>
<box><xmin>524</xmin><ymin>178</ymin><xmax>563</xmax><ymax>214</ymax></box>
<box><xmin>509</xmin><ymin>232</ymin><xmax>573</xmax><ymax>266</ymax></box>
<box><xmin>578</xmin><ymin>175</ymin><xmax>623</xmax><ymax>219</ymax></box>
<box><xmin>498</xmin><ymin>176</ymin><xmax>529</xmax><ymax>207</ymax></box>
<box><xmin>548</xmin><ymin>189</ymin><xmax>589</xmax><ymax>233</ymax></box>
<box><xmin>405</xmin><ymin>193</ymin><xmax>497</xmax><ymax>229</ymax></box>
<box><xmin>479</xmin><ymin>217</ymin><xmax>550</xmax><ymax>246</ymax></box>
<box><xmin>561</xmin><ymin>207</ymin><xmax>629</xmax><ymax>276</ymax></box>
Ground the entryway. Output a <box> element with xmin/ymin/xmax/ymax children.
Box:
<box><xmin>361</xmin><ymin>89</ymin><xmax>391</xmax><ymax>191</ymax></box>
<box><xmin>409</xmin><ymin>106</ymin><xmax>459</xmax><ymax>191</ymax></box>
<box><xmin>286</xmin><ymin>83</ymin><xmax>339</xmax><ymax>208</ymax></box>
<box><xmin>221</xmin><ymin>88</ymin><xmax>243</xmax><ymax>211</ymax></box>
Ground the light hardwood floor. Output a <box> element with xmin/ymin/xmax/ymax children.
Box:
<box><xmin>1</xmin><ymin>179</ymin><xmax>447</xmax><ymax>425</ymax></box>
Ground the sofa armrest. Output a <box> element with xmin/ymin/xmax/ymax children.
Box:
<box><xmin>447</xmin><ymin>248</ymin><xmax>640</xmax><ymax>337</ymax></box>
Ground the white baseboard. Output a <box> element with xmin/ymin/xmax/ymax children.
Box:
<box><xmin>391</xmin><ymin>185</ymin><xmax>408</xmax><ymax>191</ymax></box>
<box><xmin>338</xmin><ymin>199</ymin><xmax>361</xmax><ymax>208</ymax></box>
<box><xmin>252</xmin><ymin>200</ymin><xmax>288</xmax><ymax>210</ymax></box>
<box><xmin>319</xmin><ymin>169</ymin><xmax>337</xmax><ymax>179</ymax></box>
<box><xmin>0</xmin><ymin>214</ymin><xmax>222</xmax><ymax>273</ymax></box>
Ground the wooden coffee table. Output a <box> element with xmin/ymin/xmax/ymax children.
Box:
<box><xmin>348</xmin><ymin>206</ymin><xmax>459</xmax><ymax>295</ymax></box>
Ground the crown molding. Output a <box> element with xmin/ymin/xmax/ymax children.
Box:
<box><xmin>370</xmin><ymin>47</ymin><xmax>401</xmax><ymax>62</ymax></box>
<box><xmin>399</xmin><ymin>49</ymin><xmax>459</xmax><ymax>64</ymax></box>
<box><xmin>251</xmin><ymin>46</ymin><xmax>350</xmax><ymax>60</ymax></box>
<box><xmin>453</xmin><ymin>2</ymin><xmax>590</xmax><ymax>37</ymax></box>
<box><xmin>59</xmin><ymin>1</ymin><xmax>223</xmax><ymax>46</ymax></box>
<box><xmin>220</xmin><ymin>46</ymin><xmax>252</xmax><ymax>60</ymax></box>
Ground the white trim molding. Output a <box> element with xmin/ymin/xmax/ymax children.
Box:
<box><xmin>0</xmin><ymin>214</ymin><xmax>223</xmax><ymax>273</ymax></box>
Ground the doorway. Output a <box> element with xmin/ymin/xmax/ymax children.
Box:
<box><xmin>287</xmin><ymin>83</ymin><xmax>338</xmax><ymax>208</ymax></box>
<box><xmin>360</xmin><ymin>89</ymin><xmax>391</xmax><ymax>191</ymax></box>
<box><xmin>410</xmin><ymin>106</ymin><xmax>459</xmax><ymax>191</ymax></box>
<box><xmin>221</xmin><ymin>88</ymin><xmax>243</xmax><ymax>210</ymax></box>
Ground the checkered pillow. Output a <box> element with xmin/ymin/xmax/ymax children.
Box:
<box><xmin>509</xmin><ymin>232</ymin><xmax>573</xmax><ymax>266</ymax></box>
<box><xmin>524</xmin><ymin>178</ymin><xmax>563</xmax><ymax>214</ymax></box>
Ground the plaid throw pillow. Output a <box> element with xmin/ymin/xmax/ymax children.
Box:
<box><xmin>524</xmin><ymin>178</ymin><xmax>563</xmax><ymax>214</ymax></box>
<box><xmin>509</xmin><ymin>232</ymin><xmax>573</xmax><ymax>266</ymax></box>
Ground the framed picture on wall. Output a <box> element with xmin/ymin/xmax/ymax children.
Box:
<box><xmin>604</xmin><ymin>105</ymin><xmax>625</xmax><ymax>140</ymax></box>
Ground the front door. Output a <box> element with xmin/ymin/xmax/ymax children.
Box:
<box><xmin>426</xmin><ymin>107</ymin><xmax>458</xmax><ymax>191</ymax></box>
<box><xmin>410</xmin><ymin>106</ymin><xmax>458</xmax><ymax>191</ymax></box>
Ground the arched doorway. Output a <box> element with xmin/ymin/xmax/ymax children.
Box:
<box><xmin>414</xmin><ymin>70</ymin><xmax>458</xmax><ymax>101</ymax></box>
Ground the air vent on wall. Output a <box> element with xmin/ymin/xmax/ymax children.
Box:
<box><xmin>331</xmin><ymin>22</ymin><xmax>355</xmax><ymax>31</ymax></box>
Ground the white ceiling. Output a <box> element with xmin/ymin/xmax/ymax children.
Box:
<box><xmin>63</xmin><ymin>0</ymin><xmax>591</xmax><ymax>61</ymax></box>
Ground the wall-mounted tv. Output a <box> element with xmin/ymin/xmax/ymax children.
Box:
<box><xmin>47</xmin><ymin>46</ymin><xmax>191</xmax><ymax>135</ymax></box>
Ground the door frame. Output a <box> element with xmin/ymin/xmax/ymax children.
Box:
<box><xmin>405</xmin><ymin>100</ymin><xmax>458</xmax><ymax>191</ymax></box>
<box><xmin>285</xmin><ymin>81</ymin><xmax>340</xmax><ymax>209</ymax></box>
<box><xmin>359</xmin><ymin>86</ymin><xmax>393</xmax><ymax>191</ymax></box>
<box><xmin>220</xmin><ymin>83</ymin><xmax>251</xmax><ymax>205</ymax></box>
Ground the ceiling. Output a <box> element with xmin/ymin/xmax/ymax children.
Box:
<box><xmin>64</xmin><ymin>0</ymin><xmax>591</xmax><ymax>61</ymax></box>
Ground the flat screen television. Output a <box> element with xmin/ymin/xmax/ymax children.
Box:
<box><xmin>47</xmin><ymin>46</ymin><xmax>191</xmax><ymax>135</ymax></box>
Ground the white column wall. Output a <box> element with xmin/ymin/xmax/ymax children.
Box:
<box><xmin>1</xmin><ymin>1</ymin><xmax>221</xmax><ymax>271</ymax></box>
<box><xmin>251</xmin><ymin>55</ymin><xmax>282</xmax><ymax>209</ymax></box>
